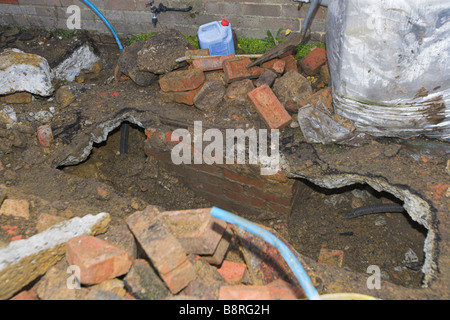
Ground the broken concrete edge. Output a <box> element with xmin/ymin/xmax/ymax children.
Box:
<box><xmin>0</xmin><ymin>212</ymin><xmax>110</xmax><ymax>300</ymax></box>
<box><xmin>288</xmin><ymin>171</ymin><xmax>437</xmax><ymax>288</ymax></box>
<box><xmin>55</xmin><ymin>114</ymin><xmax>145</xmax><ymax>167</ymax></box>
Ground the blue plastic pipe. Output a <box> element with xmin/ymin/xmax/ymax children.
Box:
<box><xmin>210</xmin><ymin>207</ymin><xmax>321</xmax><ymax>300</ymax></box>
<box><xmin>80</xmin><ymin>0</ymin><xmax>123</xmax><ymax>50</ymax></box>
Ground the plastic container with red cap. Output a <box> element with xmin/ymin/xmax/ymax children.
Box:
<box><xmin>197</xmin><ymin>19</ymin><xmax>235</xmax><ymax>56</ymax></box>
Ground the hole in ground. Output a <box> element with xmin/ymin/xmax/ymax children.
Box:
<box><xmin>288</xmin><ymin>179</ymin><xmax>428</xmax><ymax>289</ymax></box>
<box><xmin>58</xmin><ymin>122</ymin><xmax>429</xmax><ymax>290</ymax></box>
<box><xmin>60</xmin><ymin>122</ymin><xmax>211</xmax><ymax>211</ymax></box>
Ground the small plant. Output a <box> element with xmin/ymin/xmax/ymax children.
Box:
<box><xmin>295</xmin><ymin>42</ymin><xmax>326</xmax><ymax>60</ymax></box>
<box><xmin>237</xmin><ymin>28</ymin><xmax>286</xmax><ymax>54</ymax></box>
<box><xmin>126</xmin><ymin>32</ymin><xmax>155</xmax><ymax>45</ymax></box>
<box><xmin>56</xmin><ymin>28</ymin><xmax>76</xmax><ymax>39</ymax></box>
<box><xmin>183</xmin><ymin>34</ymin><xmax>200</xmax><ymax>49</ymax></box>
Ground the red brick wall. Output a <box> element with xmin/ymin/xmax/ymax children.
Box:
<box><xmin>144</xmin><ymin>130</ymin><xmax>294</xmax><ymax>218</ymax></box>
<box><xmin>0</xmin><ymin>0</ymin><xmax>327</xmax><ymax>40</ymax></box>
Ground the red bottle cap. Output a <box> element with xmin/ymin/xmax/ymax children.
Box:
<box><xmin>221</xmin><ymin>19</ymin><xmax>229</xmax><ymax>27</ymax></box>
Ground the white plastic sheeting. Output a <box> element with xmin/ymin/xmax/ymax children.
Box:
<box><xmin>326</xmin><ymin>0</ymin><xmax>450</xmax><ymax>140</ymax></box>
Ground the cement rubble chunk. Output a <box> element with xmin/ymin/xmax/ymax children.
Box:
<box><xmin>0</xmin><ymin>212</ymin><xmax>110</xmax><ymax>300</ymax></box>
<box><xmin>0</xmin><ymin>49</ymin><xmax>54</xmax><ymax>96</ymax></box>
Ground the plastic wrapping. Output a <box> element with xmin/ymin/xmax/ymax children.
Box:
<box><xmin>326</xmin><ymin>0</ymin><xmax>450</xmax><ymax>140</ymax></box>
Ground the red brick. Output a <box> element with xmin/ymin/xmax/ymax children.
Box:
<box><xmin>65</xmin><ymin>235</ymin><xmax>133</xmax><ymax>285</ymax></box>
<box><xmin>268</xmin><ymin>202</ymin><xmax>291</xmax><ymax>215</ymax></box>
<box><xmin>224</xmin><ymin>189</ymin><xmax>266</xmax><ymax>208</ymax></box>
<box><xmin>126</xmin><ymin>207</ymin><xmax>187</xmax><ymax>275</ymax></box>
<box><xmin>300</xmin><ymin>47</ymin><xmax>327</xmax><ymax>76</ymax></box>
<box><xmin>0</xmin><ymin>0</ymin><xmax>19</xmax><ymax>4</ymax></box>
<box><xmin>217</xmin><ymin>260</ymin><xmax>247</xmax><ymax>284</ymax></box>
<box><xmin>191</xmin><ymin>163</ymin><xmax>223</xmax><ymax>176</ymax></box>
<box><xmin>160</xmin><ymin>260</ymin><xmax>197</xmax><ymax>294</ymax></box>
<box><xmin>159</xmin><ymin>84</ymin><xmax>204</xmax><ymax>105</ymax></box>
<box><xmin>271</xmin><ymin>60</ymin><xmax>286</xmax><ymax>74</ymax></box>
<box><xmin>297</xmin><ymin>87</ymin><xmax>332</xmax><ymax>111</ymax></box>
<box><xmin>201</xmin><ymin>225</ymin><xmax>233</xmax><ymax>265</ymax></box>
<box><xmin>10</xmin><ymin>290</ymin><xmax>38</xmax><ymax>300</ymax></box>
<box><xmin>219</xmin><ymin>285</ymin><xmax>273</xmax><ymax>300</ymax></box>
<box><xmin>223</xmin><ymin>57</ymin><xmax>263</xmax><ymax>83</ymax></box>
<box><xmin>280</xmin><ymin>55</ymin><xmax>298</xmax><ymax>73</ymax></box>
<box><xmin>159</xmin><ymin>69</ymin><xmax>205</xmax><ymax>92</ymax></box>
<box><xmin>247</xmin><ymin>187</ymin><xmax>292</xmax><ymax>207</ymax></box>
<box><xmin>192</xmin><ymin>55</ymin><xmax>235</xmax><ymax>71</ymax></box>
<box><xmin>261</xmin><ymin>58</ymin><xmax>279</xmax><ymax>69</ymax></box>
<box><xmin>247</xmin><ymin>84</ymin><xmax>292</xmax><ymax>129</ymax></box>
<box><xmin>223</xmin><ymin>168</ymin><xmax>264</xmax><ymax>187</ymax></box>
<box><xmin>37</xmin><ymin>125</ymin><xmax>53</xmax><ymax>148</ymax></box>
<box><xmin>189</xmin><ymin>181</ymin><xmax>223</xmax><ymax>197</ymax></box>
<box><xmin>266</xmin><ymin>279</ymin><xmax>304</xmax><ymax>300</ymax></box>
<box><xmin>159</xmin><ymin>208</ymin><xmax>227</xmax><ymax>255</ymax></box>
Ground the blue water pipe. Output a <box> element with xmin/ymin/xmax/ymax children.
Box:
<box><xmin>210</xmin><ymin>207</ymin><xmax>321</xmax><ymax>300</ymax></box>
<box><xmin>80</xmin><ymin>0</ymin><xmax>123</xmax><ymax>50</ymax></box>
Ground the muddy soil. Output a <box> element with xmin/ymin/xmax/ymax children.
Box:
<box><xmin>62</xmin><ymin>123</ymin><xmax>211</xmax><ymax>211</ymax></box>
<box><xmin>0</xmin><ymin>26</ymin><xmax>440</xmax><ymax>294</ymax></box>
<box><xmin>288</xmin><ymin>180</ymin><xmax>427</xmax><ymax>288</ymax></box>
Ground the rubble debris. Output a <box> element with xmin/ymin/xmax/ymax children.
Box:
<box><xmin>53</xmin><ymin>43</ymin><xmax>100</xmax><ymax>82</ymax></box>
<box><xmin>123</xmin><ymin>259</ymin><xmax>170</xmax><ymax>300</ymax></box>
<box><xmin>37</xmin><ymin>124</ymin><xmax>54</xmax><ymax>148</ymax></box>
<box><xmin>126</xmin><ymin>206</ymin><xmax>196</xmax><ymax>294</ymax></box>
<box><xmin>191</xmin><ymin>54</ymin><xmax>235</xmax><ymax>71</ymax></box>
<box><xmin>223</xmin><ymin>56</ymin><xmax>263</xmax><ymax>83</ymax></box>
<box><xmin>300</xmin><ymin>47</ymin><xmax>328</xmax><ymax>76</ymax></box>
<box><xmin>193</xmin><ymin>80</ymin><xmax>226</xmax><ymax>112</ymax></box>
<box><xmin>55</xmin><ymin>86</ymin><xmax>76</xmax><ymax>108</ymax></box>
<box><xmin>318</xmin><ymin>248</ymin><xmax>344</xmax><ymax>267</ymax></box>
<box><xmin>0</xmin><ymin>212</ymin><xmax>110</xmax><ymax>300</ymax></box>
<box><xmin>118</xmin><ymin>40</ymin><xmax>158</xmax><ymax>87</ymax></box>
<box><xmin>272</xmin><ymin>69</ymin><xmax>312</xmax><ymax>105</ymax></box>
<box><xmin>0</xmin><ymin>199</ymin><xmax>30</xmax><ymax>220</ymax></box>
<box><xmin>137</xmin><ymin>29</ymin><xmax>189</xmax><ymax>74</ymax></box>
<box><xmin>247</xmin><ymin>84</ymin><xmax>292</xmax><ymax>129</ymax></box>
<box><xmin>65</xmin><ymin>234</ymin><xmax>133</xmax><ymax>285</ymax></box>
<box><xmin>159</xmin><ymin>68</ymin><xmax>205</xmax><ymax>92</ymax></box>
<box><xmin>0</xmin><ymin>49</ymin><xmax>54</xmax><ymax>96</ymax></box>
<box><xmin>0</xmin><ymin>92</ymin><xmax>32</xmax><ymax>104</ymax></box>
<box><xmin>255</xmin><ymin>68</ymin><xmax>278</xmax><ymax>88</ymax></box>
<box><xmin>298</xmin><ymin>102</ymin><xmax>355</xmax><ymax>144</ymax></box>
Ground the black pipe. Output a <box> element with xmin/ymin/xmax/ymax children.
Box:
<box><xmin>342</xmin><ymin>203</ymin><xmax>405</xmax><ymax>219</ymax></box>
<box><xmin>119</xmin><ymin>122</ymin><xmax>129</xmax><ymax>154</ymax></box>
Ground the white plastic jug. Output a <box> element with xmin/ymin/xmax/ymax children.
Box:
<box><xmin>198</xmin><ymin>20</ymin><xmax>235</xmax><ymax>56</ymax></box>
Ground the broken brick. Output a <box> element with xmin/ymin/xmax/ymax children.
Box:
<box><xmin>271</xmin><ymin>59</ymin><xmax>285</xmax><ymax>75</ymax></box>
<box><xmin>37</xmin><ymin>125</ymin><xmax>53</xmax><ymax>148</ymax></box>
<box><xmin>280</xmin><ymin>55</ymin><xmax>298</xmax><ymax>73</ymax></box>
<box><xmin>255</xmin><ymin>68</ymin><xmax>278</xmax><ymax>88</ymax></box>
<box><xmin>0</xmin><ymin>199</ymin><xmax>30</xmax><ymax>219</ymax></box>
<box><xmin>300</xmin><ymin>47</ymin><xmax>327</xmax><ymax>76</ymax></box>
<box><xmin>217</xmin><ymin>260</ymin><xmax>247</xmax><ymax>284</ymax></box>
<box><xmin>192</xmin><ymin>55</ymin><xmax>235</xmax><ymax>71</ymax></box>
<box><xmin>297</xmin><ymin>87</ymin><xmax>333</xmax><ymax>112</ymax></box>
<box><xmin>126</xmin><ymin>206</ymin><xmax>195</xmax><ymax>293</ymax></box>
<box><xmin>201</xmin><ymin>225</ymin><xmax>233</xmax><ymax>265</ymax></box>
<box><xmin>247</xmin><ymin>84</ymin><xmax>292</xmax><ymax>129</ymax></box>
<box><xmin>159</xmin><ymin>84</ymin><xmax>204</xmax><ymax>105</ymax></box>
<box><xmin>223</xmin><ymin>57</ymin><xmax>263</xmax><ymax>83</ymax></box>
<box><xmin>160</xmin><ymin>260</ymin><xmax>197</xmax><ymax>294</ymax></box>
<box><xmin>266</xmin><ymin>279</ymin><xmax>304</xmax><ymax>300</ymax></box>
<box><xmin>159</xmin><ymin>68</ymin><xmax>205</xmax><ymax>92</ymax></box>
<box><xmin>65</xmin><ymin>235</ymin><xmax>133</xmax><ymax>285</ymax></box>
<box><xmin>160</xmin><ymin>207</ymin><xmax>227</xmax><ymax>255</ymax></box>
<box><xmin>219</xmin><ymin>285</ymin><xmax>273</xmax><ymax>300</ymax></box>
<box><xmin>193</xmin><ymin>80</ymin><xmax>226</xmax><ymax>111</ymax></box>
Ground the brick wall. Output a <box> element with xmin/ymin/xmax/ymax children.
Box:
<box><xmin>0</xmin><ymin>0</ymin><xmax>327</xmax><ymax>40</ymax></box>
<box><xmin>143</xmin><ymin>130</ymin><xmax>295</xmax><ymax>219</ymax></box>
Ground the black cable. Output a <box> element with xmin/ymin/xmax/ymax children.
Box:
<box><xmin>342</xmin><ymin>203</ymin><xmax>405</xmax><ymax>219</ymax></box>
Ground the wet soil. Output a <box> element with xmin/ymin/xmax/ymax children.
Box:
<box><xmin>288</xmin><ymin>180</ymin><xmax>427</xmax><ymax>288</ymax></box>
<box><xmin>1</xmin><ymin>26</ymin><xmax>448</xmax><ymax>298</ymax></box>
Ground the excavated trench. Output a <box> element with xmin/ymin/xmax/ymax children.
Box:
<box><xmin>59</xmin><ymin>122</ymin><xmax>431</xmax><ymax>290</ymax></box>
